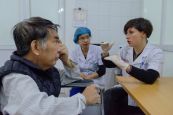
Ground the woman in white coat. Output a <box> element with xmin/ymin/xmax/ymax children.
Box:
<box><xmin>103</xmin><ymin>18</ymin><xmax>164</xmax><ymax>115</ymax></box>
<box><xmin>70</xmin><ymin>27</ymin><xmax>106</xmax><ymax>96</ymax></box>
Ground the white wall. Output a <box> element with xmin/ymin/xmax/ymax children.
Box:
<box><xmin>0</xmin><ymin>0</ymin><xmax>23</xmax><ymax>66</ymax></box>
<box><xmin>143</xmin><ymin>0</ymin><xmax>162</xmax><ymax>44</ymax></box>
<box><xmin>0</xmin><ymin>0</ymin><xmax>173</xmax><ymax>76</ymax></box>
<box><xmin>161</xmin><ymin>0</ymin><xmax>173</xmax><ymax>45</ymax></box>
<box><xmin>0</xmin><ymin>0</ymin><xmax>20</xmax><ymax>46</ymax></box>
<box><xmin>143</xmin><ymin>0</ymin><xmax>173</xmax><ymax>76</ymax></box>
<box><xmin>162</xmin><ymin>52</ymin><xmax>173</xmax><ymax>77</ymax></box>
<box><xmin>64</xmin><ymin>0</ymin><xmax>142</xmax><ymax>54</ymax></box>
<box><xmin>0</xmin><ymin>0</ymin><xmax>64</xmax><ymax>68</ymax></box>
<box><xmin>0</xmin><ymin>49</ymin><xmax>14</xmax><ymax>66</ymax></box>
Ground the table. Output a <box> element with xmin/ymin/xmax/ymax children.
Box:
<box><xmin>116</xmin><ymin>76</ymin><xmax>173</xmax><ymax>115</ymax></box>
<box><xmin>62</xmin><ymin>79</ymin><xmax>104</xmax><ymax>115</ymax></box>
<box><xmin>62</xmin><ymin>79</ymin><xmax>93</xmax><ymax>87</ymax></box>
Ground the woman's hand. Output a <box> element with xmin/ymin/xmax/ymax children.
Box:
<box><xmin>80</xmin><ymin>73</ymin><xmax>98</xmax><ymax>80</ymax></box>
<box><xmin>101</xmin><ymin>42</ymin><xmax>114</xmax><ymax>57</ymax></box>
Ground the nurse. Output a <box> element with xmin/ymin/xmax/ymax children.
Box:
<box><xmin>103</xmin><ymin>18</ymin><xmax>164</xmax><ymax>115</ymax></box>
<box><xmin>70</xmin><ymin>27</ymin><xmax>106</xmax><ymax>96</ymax></box>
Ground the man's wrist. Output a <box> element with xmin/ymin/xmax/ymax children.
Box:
<box><xmin>63</xmin><ymin>59</ymin><xmax>75</xmax><ymax>68</ymax></box>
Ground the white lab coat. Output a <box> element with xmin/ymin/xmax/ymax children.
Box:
<box><xmin>70</xmin><ymin>45</ymin><xmax>104</xmax><ymax>86</ymax></box>
<box><xmin>120</xmin><ymin>43</ymin><xmax>164</xmax><ymax>106</ymax></box>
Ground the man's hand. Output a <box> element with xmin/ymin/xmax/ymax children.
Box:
<box><xmin>104</xmin><ymin>55</ymin><xmax>129</xmax><ymax>71</ymax></box>
<box><xmin>58</xmin><ymin>44</ymin><xmax>74</xmax><ymax>68</ymax></box>
<box><xmin>82</xmin><ymin>84</ymin><xmax>100</xmax><ymax>105</ymax></box>
<box><xmin>58</xmin><ymin>44</ymin><xmax>68</xmax><ymax>62</ymax></box>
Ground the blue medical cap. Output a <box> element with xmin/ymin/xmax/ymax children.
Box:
<box><xmin>73</xmin><ymin>27</ymin><xmax>91</xmax><ymax>44</ymax></box>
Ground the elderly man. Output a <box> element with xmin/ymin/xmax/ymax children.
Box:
<box><xmin>0</xmin><ymin>17</ymin><xmax>100</xmax><ymax>115</ymax></box>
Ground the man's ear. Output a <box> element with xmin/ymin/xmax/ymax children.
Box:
<box><xmin>31</xmin><ymin>40</ymin><xmax>40</xmax><ymax>55</ymax></box>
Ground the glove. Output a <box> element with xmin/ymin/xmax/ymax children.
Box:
<box><xmin>104</xmin><ymin>55</ymin><xmax>129</xmax><ymax>71</ymax></box>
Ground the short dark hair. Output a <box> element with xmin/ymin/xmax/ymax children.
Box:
<box><xmin>124</xmin><ymin>18</ymin><xmax>153</xmax><ymax>38</ymax></box>
<box><xmin>13</xmin><ymin>17</ymin><xmax>59</xmax><ymax>56</ymax></box>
